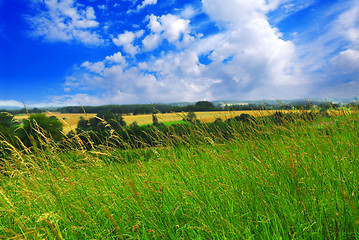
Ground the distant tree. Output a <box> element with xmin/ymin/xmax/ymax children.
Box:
<box><xmin>133</xmin><ymin>107</ymin><xmax>151</xmax><ymax>115</ymax></box>
<box><xmin>17</xmin><ymin>113</ymin><xmax>63</xmax><ymax>147</ymax></box>
<box><xmin>130</xmin><ymin>121</ymin><xmax>138</xmax><ymax>128</ymax></box>
<box><xmin>214</xmin><ymin>118</ymin><xmax>223</xmax><ymax>124</ymax></box>
<box><xmin>29</xmin><ymin>108</ymin><xmax>42</xmax><ymax>114</ymax></box>
<box><xmin>234</xmin><ymin>113</ymin><xmax>254</xmax><ymax>123</ymax></box>
<box><xmin>319</xmin><ymin>103</ymin><xmax>330</xmax><ymax>117</ymax></box>
<box><xmin>183</xmin><ymin>111</ymin><xmax>198</xmax><ymax>123</ymax></box>
<box><xmin>76</xmin><ymin>116</ymin><xmax>90</xmax><ymax>132</ymax></box>
<box><xmin>0</xmin><ymin>112</ymin><xmax>18</xmax><ymax>157</ymax></box>
<box><xmin>0</xmin><ymin>112</ymin><xmax>15</xmax><ymax>138</ymax></box>
<box><xmin>85</xmin><ymin>111</ymin><xmax>126</xmax><ymax>133</ymax></box>
<box><xmin>194</xmin><ymin>101</ymin><xmax>216</xmax><ymax>111</ymax></box>
<box><xmin>196</xmin><ymin>101</ymin><xmax>213</xmax><ymax>107</ymax></box>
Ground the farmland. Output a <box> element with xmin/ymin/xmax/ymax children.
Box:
<box><xmin>14</xmin><ymin>110</ymin><xmax>299</xmax><ymax>133</ymax></box>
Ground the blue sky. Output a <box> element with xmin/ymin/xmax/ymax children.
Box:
<box><xmin>0</xmin><ymin>0</ymin><xmax>358</xmax><ymax>107</ymax></box>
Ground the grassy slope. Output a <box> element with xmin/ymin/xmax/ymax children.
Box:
<box><xmin>1</xmin><ymin>112</ymin><xmax>358</xmax><ymax>239</ymax></box>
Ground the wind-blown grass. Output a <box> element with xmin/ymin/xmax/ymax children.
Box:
<box><xmin>0</xmin><ymin>110</ymin><xmax>358</xmax><ymax>239</ymax></box>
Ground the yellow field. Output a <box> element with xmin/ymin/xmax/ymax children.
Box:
<box><xmin>14</xmin><ymin>110</ymin><xmax>298</xmax><ymax>134</ymax></box>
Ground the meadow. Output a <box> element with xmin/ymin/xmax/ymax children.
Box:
<box><xmin>1</xmin><ymin>109</ymin><xmax>358</xmax><ymax>239</ymax></box>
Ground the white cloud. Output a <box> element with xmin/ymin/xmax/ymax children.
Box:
<box><xmin>142</xmin><ymin>14</ymin><xmax>194</xmax><ymax>51</ymax></box>
<box><xmin>336</xmin><ymin>1</ymin><xmax>359</xmax><ymax>47</ymax></box>
<box><xmin>290</xmin><ymin>0</ymin><xmax>359</xmax><ymax>98</ymax></box>
<box><xmin>197</xmin><ymin>0</ymin><xmax>305</xmax><ymax>98</ymax></box>
<box><xmin>81</xmin><ymin>61</ymin><xmax>105</xmax><ymax>74</ymax></box>
<box><xmin>142</xmin><ymin>34</ymin><xmax>162</xmax><ymax>51</ymax></box>
<box><xmin>314</xmin><ymin>49</ymin><xmax>359</xmax><ymax>98</ymax></box>
<box><xmin>28</xmin><ymin>0</ymin><xmax>103</xmax><ymax>45</ymax></box>
<box><xmin>62</xmin><ymin>0</ymin><xmax>309</xmax><ymax>103</ymax></box>
<box><xmin>160</xmin><ymin>14</ymin><xmax>190</xmax><ymax>42</ymax></box>
<box><xmin>105</xmin><ymin>52</ymin><xmax>127</xmax><ymax>65</ymax></box>
<box><xmin>180</xmin><ymin>5</ymin><xmax>197</xmax><ymax>19</ymax></box>
<box><xmin>97</xmin><ymin>4</ymin><xmax>107</xmax><ymax>11</ymax></box>
<box><xmin>270</xmin><ymin>0</ymin><xmax>316</xmax><ymax>24</ymax></box>
<box><xmin>56</xmin><ymin>0</ymin><xmax>359</xmax><ymax>105</ymax></box>
<box><xmin>148</xmin><ymin>14</ymin><xmax>162</xmax><ymax>33</ymax></box>
<box><xmin>329</xmin><ymin>49</ymin><xmax>359</xmax><ymax>75</ymax></box>
<box><xmin>0</xmin><ymin>100</ymin><xmax>23</xmax><ymax>108</ymax></box>
<box><xmin>64</xmin><ymin>48</ymin><xmax>219</xmax><ymax>103</ymax></box>
<box><xmin>112</xmin><ymin>30</ymin><xmax>144</xmax><ymax>56</ymax></box>
<box><xmin>38</xmin><ymin>94</ymin><xmax>104</xmax><ymax>107</ymax></box>
<box><xmin>127</xmin><ymin>0</ymin><xmax>157</xmax><ymax>14</ymax></box>
<box><xmin>137</xmin><ymin>0</ymin><xmax>157</xmax><ymax>11</ymax></box>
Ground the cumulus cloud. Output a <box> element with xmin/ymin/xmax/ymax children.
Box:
<box><xmin>81</xmin><ymin>61</ymin><xmax>105</xmax><ymax>74</ymax></box>
<box><xmin>202</xmin><ymin>0</ymin><xmax>284</xmax><ymax>27</ymax></box>
<box><xmin>160</xmin><ymin>14</ymin><xmax>190</xmax><ymax>42</ymax></box>
<box><xmin>64</xmin><ymin>48</ymin><xmax>219</xmax><ymax>103</ymax></box>
<box><xmin>105</xmin><ymin>52</ymin><xmax>127</xmax><ymax>65</ymax></box>
<box><xmin>180</xmin><ymin>5</ymin><xmax>197</xmax><ymax>19</ymax></box>
<box><xmin>113</xmin><ymin>30</ymin><xmax>144</xmax><ymax>56</ymax></box>
<box><xmin>142</xmin><ymin>14</ymin><xmax>194</xmax><ymax>51</ymax></box>
<box><xmin>62</xmin><ymin>0</ymin><xmax>309</xmax><ymax>103</ymax></box>
<box><xmin>28</xmin><ymin>0</ymin><xmax>103</xmax><ymax>45</ymax></box>
<box><xmin>59</xmin><ymin>0</ymin><xmax>358</xmax><ymax>105</ymax></box>
<box><xmin>142</xmin><ymin>34</ymin><xmax>162</xmax><ymax>51</ymax></box>
<box><xmin>196</xmin><ymin>0</ymin><xmax>305</xmax><ymax>98</ymax></box>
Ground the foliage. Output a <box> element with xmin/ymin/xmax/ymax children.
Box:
<box><xmin>214</xmin><ymin>118</ymin><xmax>223</xmax><ymax>124</ymax></box>
<box><xmin>0</xmin><ymin>112</ymin><xmax>17</xmax><ymax>158</ymax></box>
<box><xmin>75</xmin><ymin>112</ymin><xmax>126</xmax><ymax>133</ymax></box>
<box><xmin>0</xmin><ymin>112</ymin><xmax>16</xmax><ymax>139</ymax></box>
<box><xmin>16</xmin><ymin>113</ymin><xmax>63</xmax><ymax>147</ymax></box>
<box><xmin>183</xmin><ymin>111</ymin><xmax>198</xmax><ymax>123</ymax></box>
<box><xmin>152</xmin><ymin>114</ymin><xmax>159</xmax><ymax>126</ymax></box>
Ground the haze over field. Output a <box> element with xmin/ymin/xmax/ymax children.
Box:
<box><xmin>0</xmin><ymin>0</ymin><xmax>358</xmax><ymax>108</ymax></box>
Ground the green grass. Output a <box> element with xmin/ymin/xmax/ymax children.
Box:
<box><xmin>1</xmin><ymin>111</ymin><xmax>359</xmax><ymax>239</ymax></box>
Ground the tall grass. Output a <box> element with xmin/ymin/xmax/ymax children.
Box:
<box><xmin>0</xmin><ymin>110</ymin><xmax>358</xmax><ymax>239</ymax></box>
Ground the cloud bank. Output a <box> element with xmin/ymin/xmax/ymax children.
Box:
<box><xmin>18</xmin><ymin>0</ymin><xmax>359</xmax><ymax>106</ymax></box>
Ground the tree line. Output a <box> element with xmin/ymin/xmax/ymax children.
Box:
<box><xmin>0</xmin><ymin>100</ymin><xmax>344</xmax><ymax>116</ymax></box>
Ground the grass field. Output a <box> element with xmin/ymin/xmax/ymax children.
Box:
<box><xmin>14</xmin><ymin>110</ymin><xmax>299</xmax><ymax>133</ymax></box>
<box><xmin>2</xmin><ymin>110</ymin><xmax>358</xmax><ymax>239</ymax></box>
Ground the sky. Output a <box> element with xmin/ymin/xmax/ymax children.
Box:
<box><xmin>0</xmin><ymin>0</ymin><xmax>358</xmax><ymax>107</ymax></box>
